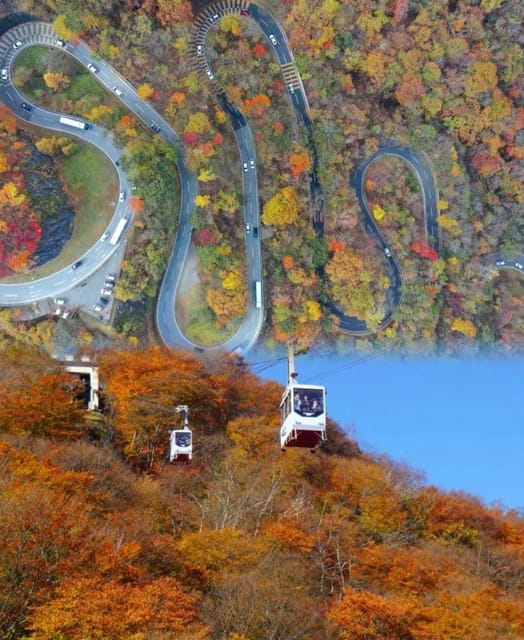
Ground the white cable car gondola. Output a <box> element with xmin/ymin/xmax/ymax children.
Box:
<box><xmin>168</xmin><ymin>405</ymin><xmax>192</xmax><ymax>462</ymax></box>
<box><xmin>280</xmin><ymin>347</ymin><xmax>327</xmax><ymax>451</ymax></box>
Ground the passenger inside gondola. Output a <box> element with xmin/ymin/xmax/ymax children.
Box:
<box><xmin>175</xmin><ymin>431</ymin><xmax>191</xmax><ymax>447</ymax></box>
<box><xmin>293</xmin><ymin>388</ymin><xmax>323</xmax><ymax>417</ymax></box>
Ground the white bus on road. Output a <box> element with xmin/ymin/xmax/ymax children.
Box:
<box><xmin>110</xmin><ymin>218</ymin><xmax>127</xmax><ymax>246</ymax></box>
<box><xmin>255</xmin><ymin>281</ymin><xmax>262</xmax><ymax>308</ymax></box>
<box><xmin>59</xmin><ymin>115</ymin><xmax>90</xmax><ymax>130</ymax></box>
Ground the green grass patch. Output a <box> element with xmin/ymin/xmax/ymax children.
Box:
<box><xmin>14</xmin><ymin>45</ymin><xmax>107</xmax><ymax>112</ymax></box>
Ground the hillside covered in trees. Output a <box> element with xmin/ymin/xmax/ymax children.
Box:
<box><xmin>1</xmin><ymin>345</ymin><xmax>523</xmax><ymax>639</ymax></box>
<box><xmin>0</xmin><ymin>0</ymin><xmax>522</xmax><ymax>355</ymax></box>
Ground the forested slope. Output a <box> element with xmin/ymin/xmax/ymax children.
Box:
<box><xmin>1</xmin><ymin>345</ymin><xmax>523</xmax><ymax>639</ymax></box>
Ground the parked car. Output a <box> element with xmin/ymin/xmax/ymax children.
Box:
<box><xmin>106</xmin><ymin>273</ymin><xmax>117</xmax><ymax>282</ymax></box>
<box><xmin>55</xmin><ymin>39</ymin><xmax>66</xmax><ymax>47</ymax></box>
<box><xmin>12</xmin><ymin>40</ymin><xmax>23</xmax><ymax>49</ymax></box>
<box><xmin>92</xmin><ymin>303</ymin><xmax>103</xmax><ymax>312</ymax></box>
<box><xmin>101</xmin><ymin>288</ymin><xmax>113</xmax><ymax>297</ymax></box>
<box><xmin>1</xmin><ymin>69</ymin><xmax>8</xmax><ymax>81</ymax></box>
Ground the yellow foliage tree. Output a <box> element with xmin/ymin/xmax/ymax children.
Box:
<box><xmin>437</xmin><ymin>214</ymin><xmax>461</xmax><ymax>237</ymax></box>
<box><xmin>198</xmin><ymin>168</ymin><xmax>216</xmax><ymax>182</ymax></box>
<box><xmin>137</xmin><ymin>83</ymin><xmax>155</xmax><ymax>100</ymax></box>
<box><xmin>53</xmin><ymin>15</ymin><xmax>79</xmax><ymax>40</ymax></box>
<box><xmin>361</xmin><ymin>50</ymin><xmax>388</xmax><ymax>85</ymax></box>
<box><xmin>221</xmin><ymin>269</ymin><xmax>242</xmax><ymax>291</ymax></box>
<box><xmin>220</xmin><ymin>14</ymin><xmax>242</xmax><ymax>36</ymax></box>
<box><xmin>194</xmin><ymin>194</ymin><xmax>211</xmax><ymax>208</ymax></box>
<box><xmin>206</xmin><ymin>287</ymin><xmax>246</xmax><ymax>325</ymax></box>
<box><xmin>43</xmin><ymin>72</ymin><xmax>70</xmax><ymax>91</ymax></box>
<box><xmin>185</xmin><ymin>111</ymin><xmax>211</xmax><ymax>135</ymax></box>
<box><xmin>262</xmin><ymin>186</ymin><xmax>299</xmax><ymax>226</ymax></box>
<box><xmin>464</xmin><ymin>61</ymin><xmax>498</xmax><ymax>98</ymax></box>
<box><xmin>0</xmin><ymin>182</ymin><xmax>25</xmax><ymax>206</ymax></box>
<box><xmin>304</xmin><ymin>299</ymin><xmax>322</xmax><ymax>322</ymax></box>
<box><xmin>451</xmin><ymin>317</ymin><xmax>477</xmax><ymax>338</ymax></box>
<box><xmin>372</xmin><ymin>204</ymin><xmax>386</xmax><ymax>220</ymax></box>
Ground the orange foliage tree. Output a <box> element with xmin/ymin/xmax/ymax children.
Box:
<box><xmin>25</xmin><ymin>576</ymin><xmax>210</xmax><ymax>639</ymax></box>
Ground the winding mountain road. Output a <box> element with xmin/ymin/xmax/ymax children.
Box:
<box><xmin>0</xmin><ymin>5</ymin><xmax>522</xmax><ymax>353</ymax></box>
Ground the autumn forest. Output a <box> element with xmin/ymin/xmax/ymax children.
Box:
<box><xmin>0</xmin><ymin>1</ymin><xmax>523</xmax><ymax>636</ymax></box>
<box><xmin>0</xmin><ymin>0</ymin><xmax>522</xmax><ymax>354</ymax></box>
<box><xmin>0</xmin><ymin>345</ymin><xmax>523</xmax><ymax>639</ymax></box>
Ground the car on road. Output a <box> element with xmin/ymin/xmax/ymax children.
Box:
<box><xmin>112</xmin><ymin>86</ymin><xmax>123</xmax><ymax>96</ymax></box>
<box><xmin>1</xmin><ymin>69</ymin><xmax>8</xmax><ymax>81</ymax></box>
<box><xmin>516</xmin><ymin>262</ymin><xmax>523</xmax><ymax>269</ymax></box>
<box><xmin>253</xmin><ymin>226</ymin><xmax>259</xmax><ymax>238</ymax></box>
<box><xmin>71</xmin><ymin>260</ymin><xmax>83</xmax><ymax>270</ymax></box>
<box><xmin>87</xmin><ymin>63</ymin><xmax>98</xmax><ymax>73</ymax></box>
<box><xmin>101</xmin><ymin>231</ymin><xmax>109</xmax><ymax>241</ymax></box>
<box><xmin>245</xmin><ymin>223</ymin><xmax>251</xmax><ymax>234</ymax></box>
<box><xmin>119</xmin><ymin>191</ymin><xmax>126</xmax><ymax>202</ymax></box>
<box><xmin>495</xmin><ymin>260</ymin><xmax>505</xmax><ymax>266</ymax></box>
<box><xmin>12</xmin><ymin>40</ymin><xmax>23</xmax><ymax>49</ymax></box>
<box><xmin>384</xmin><ymin>247</ymin><xmax>392</xmax><ymax>258</ymax></box>
<box><xmin>150</xmin><ymin>122</ymin><xmax>160</xmax><ymax>133</ymax></box>
<box><xmin>243</xmin><ymin>162</ymin><xmax>248</xmax><ymax>172</ymax></box>
<box><xmin>249</xmin><ymin>159</ymin><xmax>255</xmax><ymax>170</ymax></box>
<box><xmin>269</xmin><ymin>34</ymin><xmax>277</xmax><ymax>45</ymax></box>
<box><xmin>21</xmin><ymin>102</ymin><xmax>33</xmax><ymax>111</ymax></box>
